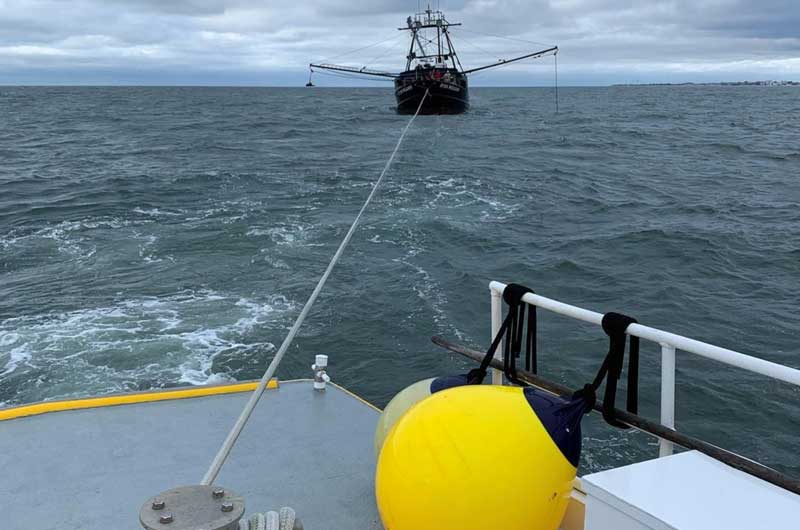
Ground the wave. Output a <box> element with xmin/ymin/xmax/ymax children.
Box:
<box><xmin>705</xmin><ymin>142</ymin><xmax>799</xmax><ymax>161</ymax></box>
<box><xmin>764</xmin><ymin>151</ymin><xmax>800</xmax><ymax>161</ymax></box>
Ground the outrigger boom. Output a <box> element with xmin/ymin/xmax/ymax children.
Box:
<box><xmin>308</xmin><ymin>63</ymin><xmax>397</xmax><ymax>79</ymax></box>
<box><xmin>309</xmin><ymin>44</ymin><xmax>558</xmax><ymax>80</ymax></box>
<box><xmin>462</xmin><ymin>46</ymin><xmax>558</xmax><ymax>75</ymax></box>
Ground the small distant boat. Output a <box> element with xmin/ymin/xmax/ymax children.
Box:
<box><xmin>310</xmin><ymin>8</ymin><xmax>557</xmax><ymax>114</ymax></box>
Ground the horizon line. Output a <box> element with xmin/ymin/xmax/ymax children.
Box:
<box><xmin>1</xmin><ymin>82</ymin><xmax>795</xmax><ymax>88</ymax></box>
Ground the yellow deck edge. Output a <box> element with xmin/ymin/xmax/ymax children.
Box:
<box><xmin>0</xmin><ymin>378</ymin><xmax>279</xmax><ymax>422</ymax></box>
<box><xmin>329</xmin><ymin>381</ymin><xmax>382</xmax><ymax>413</ymax></box>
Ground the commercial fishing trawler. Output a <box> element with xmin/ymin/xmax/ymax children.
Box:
<box><xmin>309</xmin><ymin>8</ymin><xmax>558</xmax><ymax>114</ymax></box>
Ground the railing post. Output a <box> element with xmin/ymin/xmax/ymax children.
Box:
<box><xmin>659</xmin><ymin>343</ymin><xmax>676</xmax><ymax>457</ymax></box>
<box><xmin>490</xmin><ymin>287</ymin><xmax>503</xmax><ymax>385</ymax></box>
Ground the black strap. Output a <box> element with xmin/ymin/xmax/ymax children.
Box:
<box><xmin>468</xmin><ymin>288</ymin><xmax>638</xmax><ymax>431</ymax></box>
<box><xmin>526</xmin><ymin>305</ymin><xmax>537</xmax><ymax>373</ymax></box>
<box><xmin>468</xmin><ymin>283</ymin><xmax>537</xmax><ymax>385</ymax></box>
<box><xmin>468</xmin><ymin>288</ymin><xmax>638</xmax><ymax>430</ymax></box>
<box><xmin>579</xmin><ymin>312</ymin><xmax>639</xmax><ymax>428</ymax></box>
<box><xmin>571</xmin><ymin>384</ymin><xmax>597</xmax><ymax>413</ymax></box>
<box><xmin>467</xmin><ymin>312</ymin><xmax>511</xmax><ymax>384</ymax></box>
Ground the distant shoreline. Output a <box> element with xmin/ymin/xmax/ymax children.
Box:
<box><xmin>613</xmin><ymin>81</ymin><xmax>799</xmax><ymax>87</ymax></box>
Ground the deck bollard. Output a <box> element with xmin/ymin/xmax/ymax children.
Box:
<box><xmin>312</xmin><ymin>354</ymin><xmax>331</xmax><ymax>391</ymax></box>
<box><xmin>139</xmin><ymin>485</ymin><xmax>244</xmax><ymax>530</ymax></box>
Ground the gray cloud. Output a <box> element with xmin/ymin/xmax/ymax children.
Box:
<box><xmin>0</xmin><ymin>0</ymin><xmax>797</xmax><ymax>85</ymax></box>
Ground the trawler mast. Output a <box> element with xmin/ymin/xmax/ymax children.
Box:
<box><xmin>400</xmin><ymin>8</ymin><xmax>462</xmax><ymax>72</ymax></box>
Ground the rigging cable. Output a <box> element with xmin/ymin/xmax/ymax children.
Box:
<box><xmin>555</xmin><ymin>51</ymin><xmax>559</xmax><ymax>113</ymax></box>
<box><xmin>200</xmin><ymin>89</ymin><xmax>431</xmax><ymax>486</ymax></box>
<box><xmin>454</xmin><ymin>33</ymin><xmax>502</xmax><ymax>63</ymax></box>
<box><xmin>451</xmin><ymin>27</ymin><xmax>555</xmax><ymax>49</ymax></box>
<box><xmin>362</xmin><ymin>34</ymin><xmax>408</xmax><ymax>71</ymax></box>
<box><xmin>318</xmin><ymin>33</ymin><xmax>405</xmax><ymax>65</ymax></box>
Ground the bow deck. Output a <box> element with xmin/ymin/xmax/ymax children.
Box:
<box><xmin>0</xmin><ymin>380</ymin><xmax>382</xmax><ymax>530</ymax></box>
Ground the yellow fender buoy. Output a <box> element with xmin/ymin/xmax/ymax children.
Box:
<box><xmin>373</xmin><ymin>374</ymin><xmax>473</xmax><ymax>459</ymax></box>
<box><xmin>373</xmin><ymin>378</ymin><xmax>435</xmax><ymax>458</ymax></box>
<box><xmin>376</xmin><ymin>384</ymin><xmax>584</xmax><ymax>530</ymax></box>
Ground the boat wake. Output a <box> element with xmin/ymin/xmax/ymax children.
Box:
<box><xmin>0</xmin><ymin>290</ymin><xmax>296</xmax><ymax>405</ymax></box>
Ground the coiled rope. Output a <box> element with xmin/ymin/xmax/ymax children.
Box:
<box><xmin>240</xmin><ymin>507</ymin><xmax>302</xmax><ymax>530</ymax></box>
<box><xmin>201</xmin><ymin>90</ymin><xmax>430</xmax><ymax>486</ymax></box>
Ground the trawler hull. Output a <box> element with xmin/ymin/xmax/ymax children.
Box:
<box><xmin>395</xmin><ymin>70</ymin><xmax>469</xmax><ymax>114</ymax></box>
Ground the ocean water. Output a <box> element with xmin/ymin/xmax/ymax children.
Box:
<box><xmin>0</xmin><ymin>86</ymin><xmax>798</xmax><ymax>475</ymax></box>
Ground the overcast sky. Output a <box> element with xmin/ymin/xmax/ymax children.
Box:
<box><xmin>1</xmin><ymin>0</ymin><xmax>798</xmax><ymax>85</ymax></box>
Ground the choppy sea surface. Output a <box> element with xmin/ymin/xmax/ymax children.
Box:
<box><xmin>1</xmin><ymin>86</ymin><xmax>798</xmax><ymax>475</ymax></box>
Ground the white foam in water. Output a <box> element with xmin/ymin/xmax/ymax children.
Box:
<box><xmin>133</xmin><ymin>207</ymin><xmax>183</xmax><ymax>217</ymax></box>
<box><xmin>392</xmin><ymin>244</ymin><xmax>468</xmax><ymax>343</ymax></box>
<box><xmin>135</xmin><ymin>201</ymin><xmax>258</xmax><ymax>225</ymax></box>
<box><xmin>0</xmin><ymin>343</ymin><xmax>31</xmax><ymax>378</ymax></box>
<box><xmin>134</xmin><ymin>232</ymin><xmax>171</xmax><ymax>263</ymax></box>
<box><xmin>0</xmin><ymin>290</ymin><xmax>296</xmax><ymax>403</ymax></box>
<box><xmin>2</xmin><ymin>217</ymin><xmax>147</xmax><ymax>260</ymax></box>
<box><xmin>177</xmin><ymin>328</ymin><xmax>240</xmax><ymax>385</ymax></box>
<box><xmin>257</xmin><ymin>250</ymin><xmax>290</xmax><ymax>269</ymax></box>
<box><xmin>422</xmin><ymin>175</ymin><xmax>520</xmax><ymax>221</ymax></box>
<box><xmin>266</xmin><ymin>224</ymin><xmax>309</xmax><ymax>245</ymax></box>
<box><xmin>0</xmin><ymin>332</ymin><xmax>20</xmax><ymax>347</ymax></box>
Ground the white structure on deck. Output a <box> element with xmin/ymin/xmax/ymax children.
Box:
<box><xmin>581</xmin><ymin>450</ymin><xmax>800</xmax><ymax>530</ymax></box>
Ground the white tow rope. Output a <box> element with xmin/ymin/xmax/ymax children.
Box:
<box><xmin>201</xmin><ymin>90</ymin><xmax>430</xmax><ymax>486</ymax></box>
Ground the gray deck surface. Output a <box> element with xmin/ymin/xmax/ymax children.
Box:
<box><xmin>0</xmin><ymin>380</ymin><xmax>383</xmax><ymax>530</ymax></box>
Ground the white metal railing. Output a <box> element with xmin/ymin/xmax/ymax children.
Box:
<box><xmin>489</xmin><ymin>281</ymin><xmax>800</xmax><ymax>457</ymax></box>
